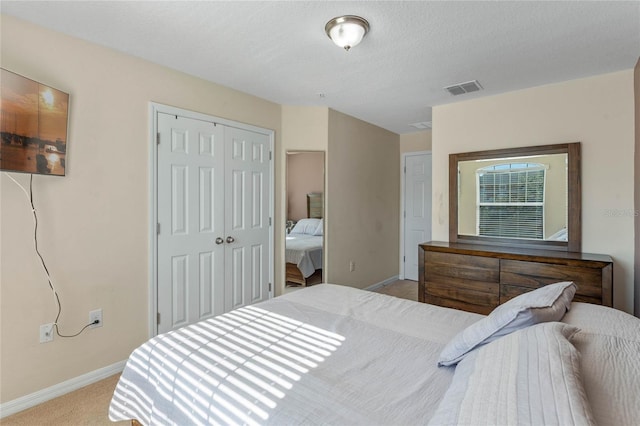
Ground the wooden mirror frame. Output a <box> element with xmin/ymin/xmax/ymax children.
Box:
<box><xmin>449</xmin><ymin>142</ymin><xmax>581</xmax><ymax>252</ymax></box>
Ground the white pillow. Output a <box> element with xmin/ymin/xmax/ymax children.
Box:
<box><xmin>438</xmin><ymin>281</ymin><xmax>576</xmax><ymax>366</ymax></box>
<box><xmin>290</xmin><ymin>218</ymin><xmax>321</xmax><ymax>235</ymax></box>
<box><xmin>429</xmin><ymin>322</ymin><xmax>594</xmax><ymax>426</ymax></box>
<box><xmin>313</xmin><ymin>218</ymin><xmax>323</xmax><ymax>236</ymax></box>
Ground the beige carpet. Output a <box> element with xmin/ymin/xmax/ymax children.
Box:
<box><xmin>0</xmin><ymin>374</ymin><xmax>127</xmax><ymax>426</ymax></box>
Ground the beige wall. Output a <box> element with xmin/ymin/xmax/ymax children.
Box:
<box><xmin>326</xmin><ymin>109</ymin><xmax>400</xmax><ymax>288</ymax></box>
<box><xmin>635</xmin><ymin>58</ymin><xmax>640</xmax><ymax>316</ymax></box>
<box><xmin>0</xmin><ymin>15</ymin><xmax>282</xmax><ymax>403</ymax></box>
<box><xmin>400</xmin><ymin>130</ymin><xmax>432</xmax><ymax>154</ymax></box>
<box><xmin>280</xmin><ymin>106</ymin><xmax>329</xmax><ymax>150</ymax></box>
<box><xmin>457</xmin><ymin>154</ymin><xmax>567</xmax><ymax>239</ymax></box>
<box><xmin>0</xmin><ymin>16</ymin><xmax>403</xmax><ymax>406</ymax></box>
<box><xmin>433</xmin><ymin>70</ymin><xmax>636</xmax><ymax>313</ymax></box>
<box><xmin>286</xmin><ymin>152</ymin><xmax>324</xmax><ymax>221</ymax></box>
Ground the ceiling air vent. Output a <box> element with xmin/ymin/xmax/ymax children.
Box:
<box><xmin>444</xmin><ymin>80</ymin><xmax>483</xmax><ymax>96</ymax></box>
<box><xmin>409</xmin><ymin>121</ymin><xmax>432</xmax><ymax>130</ymax></box>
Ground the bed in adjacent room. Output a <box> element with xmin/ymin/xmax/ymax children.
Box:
<box><xmin>285</xmin><ymin>218</ymin><xmax>323</xmax><ymax>286</ymax></box>
<box><xmin>109</xmin><ymin>282</ymin><xmax>639</xmax><ymax>425</ymax></box>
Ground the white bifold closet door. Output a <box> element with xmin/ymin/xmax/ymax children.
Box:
<box><xmin>157</xmin><ymin>113</ymin><xmax>270</xmax><ymax>334</ymax></box>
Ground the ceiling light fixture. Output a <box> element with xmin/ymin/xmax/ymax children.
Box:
<box><xmin>325</xmin><ymin>15</ymin><xmax>370</xmax><ymax>51</ymax></box>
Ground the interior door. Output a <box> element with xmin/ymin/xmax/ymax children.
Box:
<box><xmin>224</xmin><ymin>126</ymin><xmax>271</xmax><ymax>311</ymax></box>
<box><xmin>157</xmin><ymin>113</ymin><xmax>225</xmax><ymax>333</ymax></box>
<box><xmin>403</xmin><ymin>153</ymin><xmax>432</xmax><ymax>281</ymax></box>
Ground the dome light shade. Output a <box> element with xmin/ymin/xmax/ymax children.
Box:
<box><xmin>325</xmin><ymin>15</ymin><xmax>370</xmax><ymax>51</ymax></box>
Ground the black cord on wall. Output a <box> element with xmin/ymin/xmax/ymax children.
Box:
<box><xmin>9</xmin><ymin>173</ymin><xmax>97</xmax><ymax>338</ymax></box>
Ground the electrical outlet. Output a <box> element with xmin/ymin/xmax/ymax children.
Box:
<box><xmin>40</xmin><ymin>323</ymin><xmax>54</xmax><ymax>343</ymax></box>
<box><xmin>349</xmin><ymin>260</ymin><xmax>356</xmax><ymax>272</ymax></box>
<box><xmin>89</xmin><ymin>309</ymin><xmax>103</xmax><ymax>329</ymax></box>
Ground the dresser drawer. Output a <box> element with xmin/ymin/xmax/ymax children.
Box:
<box><xmin>425</xmin><ymin>279</ymin><xmax>499</xmax><ymax>314</ymax></box>
<box><xmin>423</xmin><ymin>251</ymin><xmax>499</xmax><ymax>314</ymax></box>
<box><xmin>500</xmin><ymin>259</ymin><xmax>602</xmax><ymax>299</ymax></box>
<box><xmin>500</xmin><ymin>284</ymin><xmax>601</xmax><ymax>305</ymax></box>
<box><xmin>424</xmin><ymin>293</ymin><xmax>495</xmax><ymax>315</ymax></box>
<box><xmin>425</xmin><ymin>251</ymin><xmax>499</xmax><ymax>283</ymax></box>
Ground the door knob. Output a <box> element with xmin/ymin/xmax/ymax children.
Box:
<box><xmin>226</xmin><ymin>236</ymin><xmax>235</xmax><ymax>244</ymax></box>
<box><xmin>215</xmin><ymin>237</ymin><xmax>224</xmax><ymax>245</ymax></box>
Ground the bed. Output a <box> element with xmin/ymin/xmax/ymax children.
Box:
<box><xmin>109</xmin><ymin>283</ymin><xmax>639</xmax><ymax>425</ymax></box>
<box><xmin>285</xmin><ymin>218</ymin><xmax>323</xmax><ymax>286</ymax></box>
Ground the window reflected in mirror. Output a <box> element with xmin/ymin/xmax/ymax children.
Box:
<box><xmin>458</xmin><ymin>153</ymin><xmax>568</xmax><ymax>241</ymax></box>
<box><xmin>449</xmin><ymin>142</ymin><xmax>581</xmax><ymax>252</ymax></box>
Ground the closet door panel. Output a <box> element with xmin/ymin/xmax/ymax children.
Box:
<box><xmin>157</xmin><ymin>113</ymin><xmax>225</xmax><ymax>333</ymax></box>
<box><xmin>224</xmin><ymin>127</ymin><xmax>271</xmax><ymax>311</ymax></box>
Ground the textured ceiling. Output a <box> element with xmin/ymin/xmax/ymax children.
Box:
<box><xmin>2</xmin><ymin>1</ymin><xmax>639</xmax><ymax>134</ymax></box>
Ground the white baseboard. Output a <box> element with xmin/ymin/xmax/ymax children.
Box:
<box><xmin>363</xmin><ymin>275</ymin><xmax>400</xmax><ymax>292</ymax></box>
<box><xmin>0</xmin><ymin>360</ymin><xmax>126</xmax><ymax>419</ymax></box>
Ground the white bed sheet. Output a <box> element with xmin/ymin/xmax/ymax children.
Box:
<box><xmin>109</xmin><ymin>284</ymin><xmax>481</xmax><ymax>425</ymax></box>
<box><xmin>285</xmin><ymin>234</ymin><xmax>322</xmax><ymax>278</ymax></box>
<box><xmin>109</xmin><ymin>285</ymin><xmax>640</xmax><ymax>426</ymax></box>
<box><xmin>561</xmin><ymin>302</ymin><xmax>640</xmax><ymax>426</ymax></box>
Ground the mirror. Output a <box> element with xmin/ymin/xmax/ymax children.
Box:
<box><xmin>285</xmin><ymin>151</ymin><xmax>325</xmax><ymax>288</ymax></box>
<box><xmin>449</xmin><ymin>143</ymin><xmax>581</xmax><ymax>252</ymax></box>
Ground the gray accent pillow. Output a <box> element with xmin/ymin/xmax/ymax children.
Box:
<box><xmin>438</xmin><ymin>281</ymin><xmax>576</xmax><ymax>366</ymax></box>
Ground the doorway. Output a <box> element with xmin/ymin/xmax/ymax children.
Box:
<box><xmin>401</xmin><ymin>152</ymin><xmax>432</xmax><ymax>281</ymax></box>
<box><xmin>285</xmin><ymin>151</ymin><xmax>325</xmax><ymax>290</ymax></box>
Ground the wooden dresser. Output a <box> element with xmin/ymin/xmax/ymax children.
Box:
<box><xmin>419</xmin><ymin>241</ymin><xmax>613</xmax><ymax>315</ymax></box>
